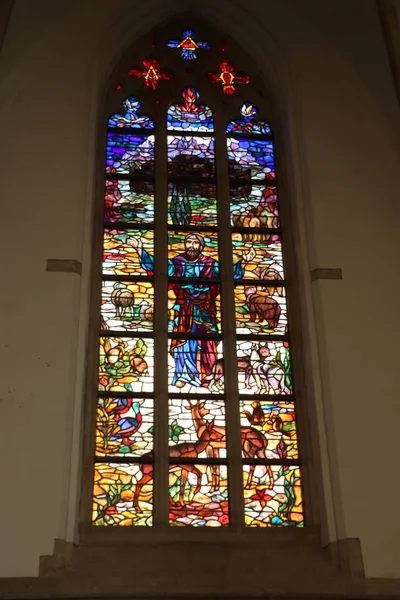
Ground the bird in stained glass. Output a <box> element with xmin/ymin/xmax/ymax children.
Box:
<box><xmin>128</xmin><ymin>58</ymin><xmax>172</xmax><ymax>90</ymax></box>
<box><xmin>207</xmin><ymin>61</ymin><xmax>250</xmax><ymax>95</ymax></box>
<box><xmin>103</xmin><ymin>398</ymin><xmax>143</xmax><ymax>449</ymax></box>
<box><xmin>168</xmin><ymin>29</ymin><xmax>210</xmax><ymax>60</ymax></box>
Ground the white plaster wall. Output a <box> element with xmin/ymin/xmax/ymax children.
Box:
<box><xmin>0</xmin><ymin>0</ymin><xmax>399</xmax><ymax>579</ymax></box>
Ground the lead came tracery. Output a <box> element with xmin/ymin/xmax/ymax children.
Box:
<box><xmin>91</xmin><ymin>27</ymin><xmax>304</xmax><ymax>528</ymax></box>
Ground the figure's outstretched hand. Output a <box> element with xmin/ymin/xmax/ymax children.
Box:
<box><xmin>127</xmin><ymin>235</ymin><xmax>142</xmax><ymax>253</ymax></box>
<box><xmin>242</xmin><ymin>246</ymin><xmax>256</xmax><ymax>263</ymax></box>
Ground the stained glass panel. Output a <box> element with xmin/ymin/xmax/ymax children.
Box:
<box><xmin>99</xmin><ymin>336</ymin><xmax>154</xmax><ymax>393</ymax></box>
<box><xmin>95</xmin><ymin>397</ymin><xmax>154</xmax><ymax>456</ymax></box>
<box><xmin>232</xmin><ymin>234</ymin><xmax>284</xmax><ymax>280</ymax></box>
<box><xmin>106</xmin><ymin>133</ymin><xmax>154</xmax><ymax>174</ymax></box>
<box><xmin>108</xmin><ymin>97</ymin><xmax>154</xmax><ymax>129</ymax></box>
<box><xmin>227</xmin><ymin>137</ymin><xmax>275</xmax><ymax>180</ymax></box>
<box><xmin>104</xmin><ymin>179</ymin><xmax>154</xmax><ymax>224</ymax></box>
<box><xmin>169</xmin><ymin>464</ymin><xmax>229</xmax><ymax>526</ymax></box>
<box><xmin>102</xmin><ymin>229</ymin><xmax>154</xmax><ymax>276</ymax></box>
<box><xmin>236</xmin><ymin>341</ymin><xmax>292</xmax><ymax>395</ymax></box>
<box><xmin>168</xmin><ymin>339</ymin><xmax>224</xmax><ymax>394</ymax></box>
<box><xmin>235</xmin><ymin>285</ymin><xmax>287</xmax><ymax>336</ymax></box>
<box><xmin>93</xmin><ymin>463</ymin><xmax>153</xmax><ymax>526</ymax></box>
<box><xmin>168</xmin><ymin>282</ymin><xmax>221</xmax><ymax>335</ymax></box>
<box><xmin>167</xmin><ymin>87</ymin><xmax>214</xmax><ymax>131</ymax></box>
<box><xmin>168</xmin><ymin>398</ymin><xmax>226</xmax><ymax>456</ymax></box>
<box><xmin>168</xmin><ymin>183</ymin><xmax>217</xmax><ymax>226</ymax></box>
<box><xmin>243</xmin><ymin>464</ymin><xmax>303</xmax><ymax>527</ymax></box>
<box><xmin>167</xmin><ymin>135</ymin><xmax>215</xmax><ymax>178</ymax></box>
<box><xmin>226</xmin><ymin>103</ymin><xmax>271</xmax><ymax>135</ymax></box>
<box><xmin>230</xmin><ymin>184</ymin><xmax>279</xmax><ymax>228</ymax></box>
<box><xmin>101</xmin><ymin>280</ymin><xmax>154</xmax><ymax>332</ymax></box>
<box><xmin>167</xmin><ymin>31</ymin><xmax>210</xmax><ymax>61</ymax></box>
<box><xmin>240</xmin><ymin>400</ymin><xmax>298</xmax><ymax>460</ymax></box>
<box><xmin>168</xmin><ymin>230</ymin><xmax>219</xmax><ymax>273</ymax></box>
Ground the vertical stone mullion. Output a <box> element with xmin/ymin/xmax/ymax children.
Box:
<box><xmin>153</xmin><ymin>111</ymin><xmax>169</xmax><ymax>527</ymax></box>
<box><xmin>214</xmin><ymin>105</ymin><xmax>244</xmax><ymax>530</ymax></box>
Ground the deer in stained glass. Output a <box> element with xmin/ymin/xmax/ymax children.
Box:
<box><xmin>132</xmin><ymin>419</ymin><xmax>215</xmax><ymax>511</ymax></box>
<box><xmin>185</xmin><ymin>400</ymin><xmax>273</xmax><ymax>491</ymax></box>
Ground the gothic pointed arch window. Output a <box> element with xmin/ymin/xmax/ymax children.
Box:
<box><xmin>88</xmin><ymin>22</ymin><xmax>304</xmax><ymax>530</ymax></box>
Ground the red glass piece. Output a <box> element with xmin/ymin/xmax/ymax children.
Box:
<box><xmin>128</xmin><ymin>58</ymin><xmax>172</xmax><ymax>91</ymax></box>
<box><xmin>207</xmin><ymin>61</ymin><xmax>250</xmax><ymax>95</ymax></box>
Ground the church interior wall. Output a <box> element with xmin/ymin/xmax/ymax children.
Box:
<box><xmin>0</xmin><ymin>0</ymin><xmax>399</xmax><ymax>581</ymax></box>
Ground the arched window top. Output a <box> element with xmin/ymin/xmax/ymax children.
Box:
<box><xmin>108</xmin><ymin>97</ymin><xmax>154</xmax><ymax>129</ymax></box>
<box><xmin>167</xmin><ymin>87</ymin><xmax>214</xmax><ymax>132</ymax></box>
<box><xmin>227</xmin><ymin>102</ymin><xmax>271</xmax><ymax>135</ymax></box>
<box><xmin>88</xmin><ymin>22</ymin><xmax>304</xmax><ymax>532</ymax></box>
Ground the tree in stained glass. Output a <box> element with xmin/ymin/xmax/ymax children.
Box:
<box><xmin>92</xmin><ymin>30</ymin><xmax>305</xmax><ymax>529</ymax></box>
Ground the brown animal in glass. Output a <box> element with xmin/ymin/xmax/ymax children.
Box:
<box><xmin>242</xmin><ymin>400</ymin><xmax>266</xmax><ymax>426</ymax></box>
<box><xmin>169</xmin><ymin>418</ymin><xmax>215</xmax><ymax>506</ymax></box>
<box><xmin>111</xmin><ymin>282</ymin><xmax>134</xmax><ymax>317</ymax></box>
<box><xmin>255</xmin><ymin>266</ymin><xmax>284</xmax><ymax>297</ymax></box>
<box><xmin>204</xmin><ymin>356</ymin><xmax>254</xmax><ymax>392</ymax></box>
<box><xmin>185</xmin><ymin>400</ymin><xmax>273</xmax><ymax>491</ymax></box>
<box><xmin>244</xmin><ymin>286</ymin><xmax>281</xmax><ymax>329</ymax></box>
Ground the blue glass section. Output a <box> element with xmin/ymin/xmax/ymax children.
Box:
<box><xmin>106</xmin><ymin>133</ymin><xmax>154</xmax><ymax>174</ymax></box>
<box><xmin>108</xmin><ymin>97</ymin><xmax>154</xmax><ymax>129</ymax></box>
<box><xmin>167</xmin><ymin>87</ymin><xmax>214</xmax><ymax>132</ymax></box>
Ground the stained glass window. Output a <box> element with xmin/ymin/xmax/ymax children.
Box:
<box><xmin>91</xmin><ymin>37</ymin><xmax>304</xmax><ymax>530</ymax></box>
<box><xmin>228</xmin><ymin>104</ymin><xmax>303</xmax><ymax>526</ymax></box>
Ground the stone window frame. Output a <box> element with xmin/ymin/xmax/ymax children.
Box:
<box><xmin>78</xmin><ymin>18</ymin><xmax>319</xmax><ymax>542</ymax></box>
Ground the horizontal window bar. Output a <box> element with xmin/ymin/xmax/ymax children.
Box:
<box><xmin>231</xmin><ymin>226</ymin><xmax>281</xmax><ymax>235</ymax></box>
<box><xmin>102</xmin><ymin>274</ymin><xmax>154</xmax><ymax>283</ymax></box>
<box><xmin>236</xmin><ymin>334</ymin><xmax>290</xmax><ymax>341</ymax></box>
<box><xmin>168</xmin><ymin>277</ymin><xmax>220</xmax><ymax>285</ymax></box>
<box><xmin>107</xmin><ymin>126</ymin><xmax>155</xmax><ymax>136</ymax></box>
<box><xmin>168</xmin><ymin>332</ymin><xmax>222</xmax><ymax>341</ymax></box>
<box><xmin>239</xmin><ymin>393</ymin><xmax>295</xmax><ymax>401</ymax></box>
<box><xmin>234</xmin><ymin>279</ymin><xmax>286</xmax><ymax>287</ymax></box>
<box><xmin>169</xmin><ymin>458</ymin><xmax>228</xmax><ymax>465</ymax></box>
<box><xmin>167</xmin><ymin>224</ymin><xmax>219</xmax><ymax>233</ymax></box>
<box><xmin>97</xmin><ymin>390</ymin><xmax>154</xmax><ymax>399</ymax></box>
<box><xmin>242</xmin><ymin>459</ymin><xmax>302</xmax><ymax>466</ymax></box>
<box><xmin>103</xmin><ymin>222</ymin><xmax>154</xmax><ymax>230</ymax></box>
<box><xmin>95</xmin><ymin>455</ymin><xmax>153</xmax><ymax>464</ymax></box>
<box><xmin>99</xmin><ymin>330</ymin><xmax>154</xmax><ymax>339</ymax></box>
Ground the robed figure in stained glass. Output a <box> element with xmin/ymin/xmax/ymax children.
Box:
<box><xmin>127</xmin><ymin>233</ymin><xmax>255</xmax><ymax>388</ymax></box>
